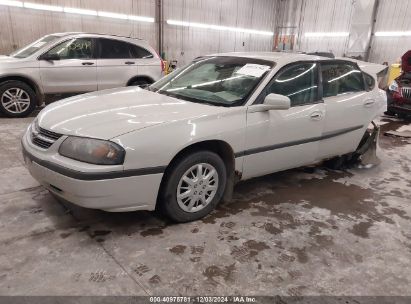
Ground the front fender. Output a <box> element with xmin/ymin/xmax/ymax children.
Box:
<box><xmin>113</xmin><ymin>107</ymin><xmax>247</xmax><ymax>172</ymax></box>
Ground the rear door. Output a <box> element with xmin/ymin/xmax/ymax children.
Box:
<box><xmin>242</xmin><ymin>62</ymin><xmax>325</xmax><ymax>180</ymax></box>
<box><xmin>96</xmin><ymin>38</ymin><xmax>139</xmax><ymax>90</ymax></box>
<box><xmin>318</xmin><ymin>61</ymin><xmax>372</xmax><ymax>159</ymax></box>
<box><xmin>129</xmin><ymin>44</ymin><xmax>163</xmax><ymax>82</ymax></box>
<box><xmin>39</xmin><ymin>37</ymin><xmax>97</xmax><ymax>94</ymax></box>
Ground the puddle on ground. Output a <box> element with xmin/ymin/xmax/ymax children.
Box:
<box><xmin>140</xmin><ymin>227</ymin><xmax>164</xmax><ymax>237</ymax></box>
<box><xmin>203</xmin><ymin>263</ymin><xmax>236</xmax><ymax>283</ymax></box>
<box><xmin>380</xmin><ymin>119</ymin><xmax>411</xmax><ymax>149</ymax></box>
<box><xmin>169</xmin><ymin>245</ymin><xmax>186</xmax><ymax>255</ymax></box>
<box><xmin>204</xmin><ymin>169</ymin><xmax>372</xmax><ymax>224</ymax></box>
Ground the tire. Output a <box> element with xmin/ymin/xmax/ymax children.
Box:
<box><xmin>324</xmin><ymin>152</ymin><xmax>360</xmax><ymax>170</ymax></box>
<box><xmin>324</xmin><ymin>155</ymin><xmax>349</xmax><ymax>170</ymax></box>
<box><xmin>384</xmin><ymin>109</ymin><xmax>396</xmax><ymax>116</ymax></box>
<box><xmin>0</xmin><ymin>81</ymin><xmax>37</xmax><ymax>118</ymax></box>
<box><xmin>159</xmin><ymin>151</ymin><xmax>227</xmax><ymax>222</ymax></box>
<box><xmin>128</xmin><ymin>79</ymin><xmax>151</xmax><ymax>88</ymax></box>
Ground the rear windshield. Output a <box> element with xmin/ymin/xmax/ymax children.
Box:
<box><xmin>150</xmin><ymin>56</ymin><xmax>274</xmax><ymax>107</ymax></box>
<box><xmin>10</xmin><ymin>35</ymin><xmax>59</xmax><ymax>58</ymax></box>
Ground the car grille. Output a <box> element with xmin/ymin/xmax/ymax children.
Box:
<box><xmin>31</xmin><ymin>123</ymin><xmax>62</xmax><ymax>149</ymax></box>
<box><xmin>402</xmin><ymin>87</ymin><xmax>411</xmax><ymax>100</ymax></box>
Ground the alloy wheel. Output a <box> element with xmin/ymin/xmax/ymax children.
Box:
<box><xmin>1</xmin><ymin>88</ymin><xmax>31</xmax><ymax>114</ymax></box>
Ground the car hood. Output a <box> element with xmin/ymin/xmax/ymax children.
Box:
<box><xmin>37</xmin><ymin>87</ymin><xmax>231</xmax><ymax>139</ymax></box>
<box><xmin>0</xmin><ymin>55</ymin><xmax>21</xmax><ymax>63</ymax></box>
<box><xmin>0</xmin><ymin>55</ymin><xmax>38</xmax><ymax>69</ymax></box>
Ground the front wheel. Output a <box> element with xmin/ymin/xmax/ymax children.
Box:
<box><xmin>0</xmin><ymin>81</ymin><xmax>37</xmax><ymax>117</ymax></box>
<box><xmin>128</xmin><ymin>79</ymin><xmax>151</xmax><ymax>88</ymax></box>
<box><xmin>159</xmin><ymin>151</ymin><xmax>227</xmax><ymax>222</ymax></box>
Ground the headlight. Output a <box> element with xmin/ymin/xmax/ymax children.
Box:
<box><xmin>388</xmin><ymin>80</ymin><xmax>399</xmax><ymax>92</ymax></box>
<box><xmin>59</xmin><ymin>137</ymin><xmax>125</xmax><ymax>165</ymax></box>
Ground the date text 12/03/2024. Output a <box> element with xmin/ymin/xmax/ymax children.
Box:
<box><xmin>149</xmin><ymin>296</ymin><xmax>257</xmax><ymax>303</ymax></box>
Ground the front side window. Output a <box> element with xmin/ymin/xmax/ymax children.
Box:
<box><xmin>321</xmin><ymin>62</ymin><xmax>365</xmax><ymax>97</ymax></box>
<box><xmin>98</xmin><ymin>39</ymin><xmax>133</xmax><ymax>59</ymax></box>
<box><xmin>10</xmin><ymin>35</ymin><xmax>59</xmax><ymax>58</ymax></box>
<box><xmin>266</xmin><ymin>63</ymin><xmax>319</xmax><ymax>106</ymax></box>
<box><xmin>150</xmin><ymin>56</ymin><xmax>273</xmax><ymax>107</ymax></box>
<box><xmin>45</xmin><ymin>38</ymin><xmax>93</xmax><ymax>60</ymax></box>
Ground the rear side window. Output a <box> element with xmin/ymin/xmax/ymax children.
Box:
<box><xmin>321</xmin><ymin>62</ymin><xmax>365</xmax><ymax>97</ymax></box>
<box><xmin>130</xmin><ymin>45</ymin><xmax>153</xmax><ymax>58</ymax></box>
<box><xmin>363</xmin><ymin>72</ymin><xmax>375</xmax><ymax>91</ymax></box>
<box><xmin>266</xmin><ymin>63</ymin><xmax>319</xmax><ymax>106</ymax></box>
<box><xmin>98</xmin><ymin>38</ymin><xmax>133</xmax><ymax>59</ymax></box>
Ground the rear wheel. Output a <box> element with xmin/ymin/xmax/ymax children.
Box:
<box><xmin>324</xmin><ymin>153</ymin><xmax>354</xmax><ymax>170</ymax></box>
<box><xmin>0</xmin><ymin>81</ymin><xmax>37</xmax><ymax>117</ymax></box>
<box><xmin>159</xmin><ymin>151</ymin><xmax>227</xmax><ymax>222</ymax></box>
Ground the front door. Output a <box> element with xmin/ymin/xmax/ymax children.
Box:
<box><xmin>242</xmin><ymin>62</ymin><xmax>325</xmax><ymax>180</ymax></box>
<box><xmin>39</xmin><ymin>37</ymin><xmax>97</xmax><ymax>94</ymax></box>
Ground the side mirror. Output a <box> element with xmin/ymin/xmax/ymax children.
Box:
<box><xmin>40</xmin><ymin>53</ymin><xmax>60</xmax><ymax>61</ymax></box>
<box><xmin>248</xmin><ymin>93</ymin><xmax>291</xmax><ymax>113</ymax></box>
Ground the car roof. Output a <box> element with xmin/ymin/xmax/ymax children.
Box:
<box><xmin>50</xmin><ymin>32</ymin><xmax>145</xmax><ymax>41</ymax></box>
<box><xmin>210</xmin><ymin>51</ymin><xmax>330</xmax><ymax>64</ymax></box>
<box><xmin>210</xmin><ymin>52</ymin><xmax>387</xmax><ymax>75</ymax></box>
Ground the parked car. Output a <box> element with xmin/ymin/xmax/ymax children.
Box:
<box><xmin>0</xmin><ymin>32</ymin><xmax>164</xmax><ymax>117</ymax></box>
<box><xmin>387</xmin><ymin>50</ymin><xmax>411</xmax><ymax>118</ymax></box>
<box><xmin>22</xmin><ymin>52</ymin><xmax>387</xmax><ymax>222</ymax></box>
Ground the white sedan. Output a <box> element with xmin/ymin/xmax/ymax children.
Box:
<box><xmin>22</xmin><ymin>52</ymin><xmax>387</xmax><ymax>222</ymax></box>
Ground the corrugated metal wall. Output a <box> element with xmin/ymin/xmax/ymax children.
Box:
<box><xmin>0</xmin><ymin>0</ymin><xmax>410</xmax><ymax>65</ymax></box>
<box><xmin>276</xmin><ymin>0</ymin><xmax>354</xmax><ymax>57</ymax></box>
<box><xmin>0</xmin><ymin>0</ymin><xmax>157</xmax><ymax>54</ymax></box>
<box><xmin>369</xmin><ymin>0</ymin><xmax>411</xmax><ymax>64</ymax></box>
<box><xmin>162</xmin><ymin>0</ymin><xmax>277</xmax><ymax>65</ymax></box>
<box><xmin>278</xmin><ymin>0</ymin><xmax>410</xmax><ymax>64</ymax></box>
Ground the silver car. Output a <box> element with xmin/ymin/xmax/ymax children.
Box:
<box><xmin>0</xmin><ymin>32</ymin><xmax>164</xmax><ymax>117</ymax></box>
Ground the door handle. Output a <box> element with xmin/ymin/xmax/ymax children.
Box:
<box><xmin>310</xmin><ymin>111</ymin><xmax>323</xmax><ymax>121</ymax></box>
<box><xmin>364</xmin><ymin>99</ymin><xmax>375</xmax><ymax>107</ymax></box>
<box><xmin>82</xmin><ymin>62</ymin><xmax>95</xmax><ymax>66</ymax></box>
<box><xmin>125</xmin><ymin>61</ymin><xmax>135</xmax><ymax>65</ymax></box>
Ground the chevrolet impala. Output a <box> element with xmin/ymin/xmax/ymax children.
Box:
<box><xmin>22</xmin><ymin>52</ymin><xmax>387</xmax><ymax>222</ymax></box>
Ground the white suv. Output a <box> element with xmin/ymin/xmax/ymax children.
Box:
<box><xmin>0</xmin><ymin>32</ymin><xmax>164</xmax><ymax>117</ymax></box>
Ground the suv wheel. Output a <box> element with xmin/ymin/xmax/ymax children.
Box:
<box><xmin>129</xmin><ymin>79</ymin><xmax>150</xmax><ymax>88</ymax></box>
<box><xmin>159</xmin><ymin>151</ymin><xmax>227</xmax><ymax>222</ymax></box>
<box><xmin>0</xmin><ymin>81</ymin><xmax>37</xmax><ymax>117</ymax></box>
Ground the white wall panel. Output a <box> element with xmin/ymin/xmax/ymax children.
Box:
<box><xmin>0</xmin><ymin>0</ymin><xmax>410</xmax><ymax>67</ymax></box>
<box><xmin>162</xmin><ymin>0</ymin><xmax>277</xmax><ymax>65</ymax></box>
<box><xmin>280</xmin><ymin>0</ymin><xmax>354</xmax><ymax>57</ymax></box>
<box><xmin>0</xmin><ymin>0</ymin><xmax>157</xmax><ymax>55</ymax></box>
<box><xmin>369</xmin><ymin>0</ymin><xmax>411</xmax><ymax>64</ymax></box>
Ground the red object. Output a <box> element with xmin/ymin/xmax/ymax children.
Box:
<box><xmin>154</xmin><ymin>50</ymin><xmax>165</xmax><ymax>73</ymax></box>
<box><xmin>401</xmin><ymin>50</ymin><xmax>411</xmax><ymax>73</ymax></box>
<box><xmin>388</xmin><ymin>50</ymin><xmax>411</xmax><ymax>115</ymax></box>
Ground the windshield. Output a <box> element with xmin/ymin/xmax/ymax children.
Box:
<box><xmin>10</xmin><ymin>35</ymin><xmax>59</xmax><ymax>58</ymax></box>
<box><xmin>150</xmin><ymin>56</ymin><xmax>274</xmax><ymax>107</ymax></box>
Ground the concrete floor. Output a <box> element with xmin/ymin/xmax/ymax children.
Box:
<box><xmin>0</xmin><ymin>115</ymin><xmax>410</xmax><ymax>296</ymax></box>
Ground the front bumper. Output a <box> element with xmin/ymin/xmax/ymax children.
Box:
<box><xmin>388</xmin><ymin>104</ymin><xmax>411</xmax><ymax>115</ymax></box>
<box><xmin>387</xmin><ymin>91</ymin><xmax>411</xmax><ymax>115</ymax></box>
<box><xmin>22</xmin><ymin>132</ymin><xmax>163</xmax><ymax>212</ymax></box>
